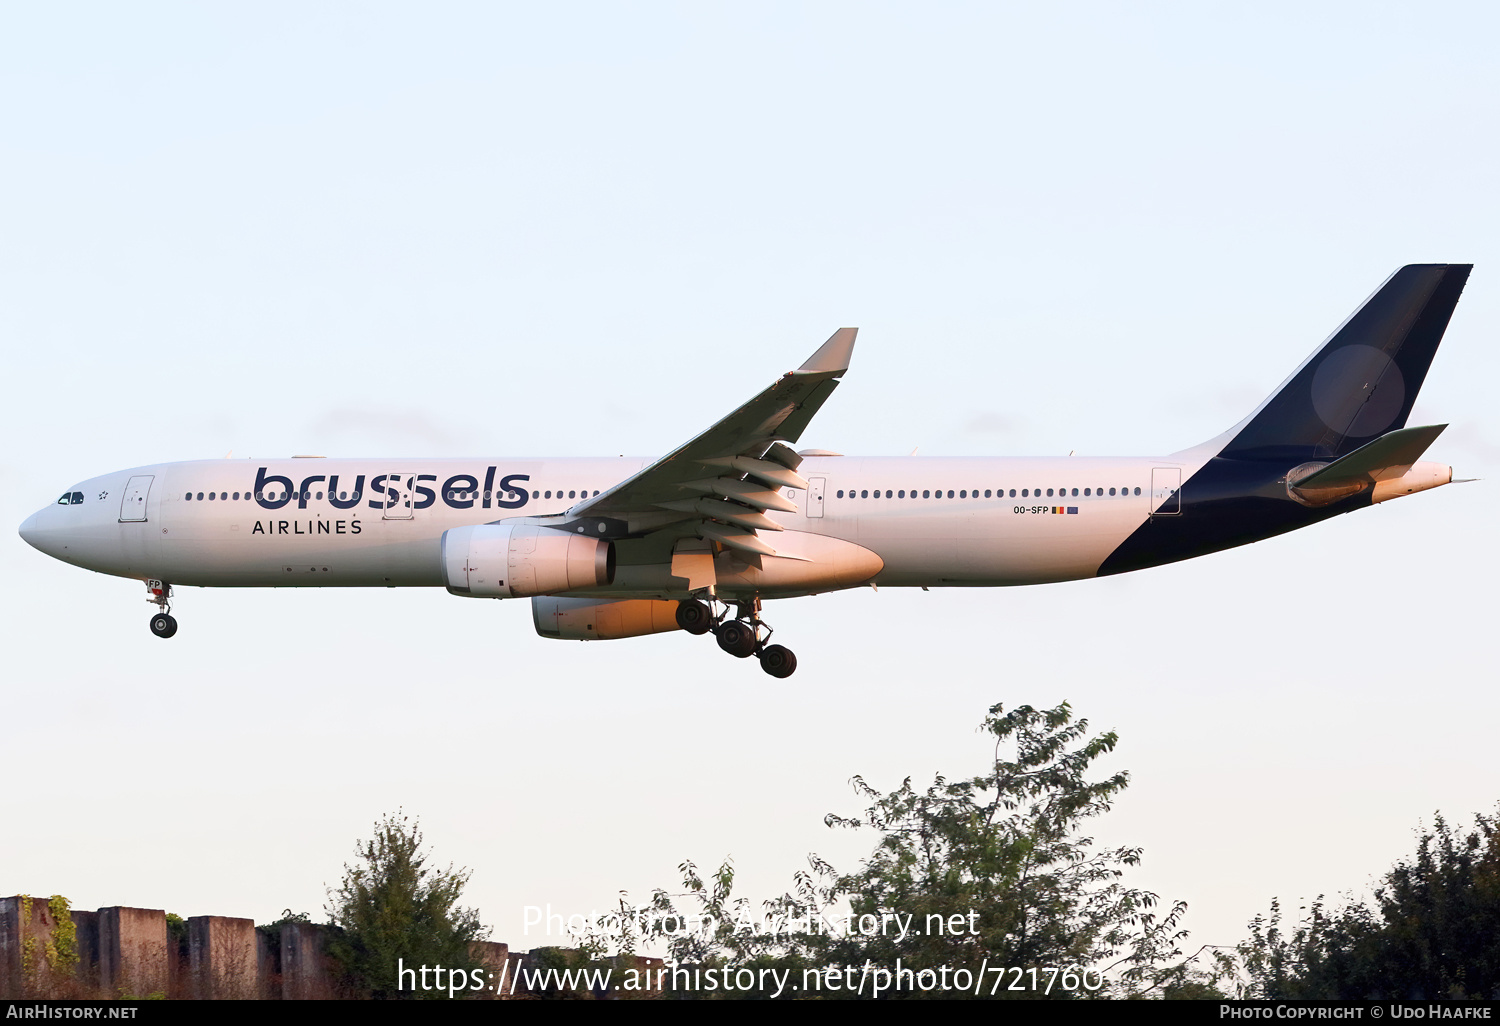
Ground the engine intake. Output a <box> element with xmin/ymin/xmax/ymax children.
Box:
<box><xmin>442</xmin><ymin>522</ymin><xmax>614</xmax><ymax>598</ymax></box>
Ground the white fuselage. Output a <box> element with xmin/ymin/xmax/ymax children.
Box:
<box><xmin>20</xmin><ymin>454</ymin><xmax>1201</xmax><ymax>595</ymax></box>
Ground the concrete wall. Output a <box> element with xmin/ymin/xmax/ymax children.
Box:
<box><xmin>98</xmin><ymin>906</ymin><xmax>168</xmax><ymax>999</ymax></box>
<box><xmin>280</xmin><ymin>921</ymin><xmax>341</xmax><ymax>1000</ymax></box>
<box><xmin>0</xmin><ymin>897</ymin><xmax>613</xmax><ymax>1000</ymax></box>
<box><xmin>0</xmin><ymin>896</ymin><xmax>89</xmax><ymax>999</ymax></box>
<box><xmin>0</xmin><ymin>897</ymin><xmax>20</xmax><ymax>998</ymax></box>
<box><xmin>470</xmin><ymin>940</ymin><xmax>509</xmax><ymax>999</ymax></box>
<box><xmin>188</xmin><ymin>916</ymin><xmax>258</xmax><ymax>1000</ymax></box>
<box><xmin>70</xmin><ymin>909</ymin><xmax>100</xmax><ymax>995</ymax></box>
<box><xmin>256</xmin><ymin>926</ymin><xmax>280</xmax><ymax>1000</ymax></box>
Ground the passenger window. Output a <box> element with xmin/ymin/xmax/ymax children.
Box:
<box><xmin>898</xmin><ymin>490</ymin><xmax>905</xmax><ymax>498</ymax></box>
<box><xmin>1134</xmin><ymin>486</ymin><xmax>1142</xmax><ymax>495</ymax></box>
<box><xmin>569</xmin><ymin>491</ymin><xmax>576</xmax><ymax>498</ymax></box>
<box><xmin>1071</xmin><ymin>488</ymin><xmax>1078</xmax><ymax>497</ymax></box>
<box><xmin>1046</xmin><ymin>489</ymin><xmax>1053</xmax><ymax>497</ymax></box>
<box><xmin>946</xmin><ymin>490</ymin><xmax>954</xmax><ymax>498</ymax></box>
<box><xmin>922</xmin><ymin>490</ymin><xmax>930</xmax><ymax>498</ymax></box>
<box><xmin>1022</xmin><ymin>489</ymin><xmax>1028</xmax><ymax>497</ymax></box>
<box><xmin>1009</xmin><ymin>489</ymin><xmax>1016</xmax><ymax>498</ymax></box>
<box><xmin>861</xmin><ymin>490</ymin><xmax>868</xmax><ymax>498</ymax></box>
<box><xmin>960</xmin><ymin>490</ymin><xmax>967</xmax><ymax>498</ymax></box>
<box><xmin>183</xmin><ymin>492</ymin><xmax>192</xmax><ymax>501</ymax></box>
<box><xmin>196</xmin><ymin>492</ymin><xmax>204</xmax><ymax>501</ymax></box>
<box><xmin>984</xmin><ymin>490</ymin><xmax>991</xmax><ymax>498</ymax></box>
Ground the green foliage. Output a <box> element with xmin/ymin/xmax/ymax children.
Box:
<box><xmin>813</xmin><ymin>702</ymin><xmax>1181</xmax><ymax>989</ymax></box>
<box><xmin>324</xmin><ymin>811</ymin><xmax>489</xmax><ymax>999</ymax></box>
<box><xmin>613</xmin><ymin>702</ymin><xmax>1209</xmax><ymax>998</ymax></box>
<box><xmin>46</xmin><ymin>896</ymin><xmax>78</xmax><ymax>977</ymax></box>
<box><xmin>164</xmin><ymin>913</ymin><xmax>188</xmax><ymax>965</ymax></box>
<box><xmin>1241</xmin><ymin>809</ymin><xmax>1500</xmax><ymax>1000</ymax></box>
<box><xmin>19</xmin><ymin>894</ymin><xmax>81</xmax><ymax>989</ymax></box>
<box><xmin>255</xmin><ymin>908</ymin><xmax>313</xmax><ymax>965</ymax></box>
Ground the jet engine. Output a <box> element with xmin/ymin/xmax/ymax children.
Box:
<box><xmin>441</xmin><ymin>522</ymin><xmax>613</xmax><ymax>598</ymax></box>
<box><xmin>532</xmin><ymin>597</ymin><xmax>683</xmax><ymax>640</ymax></box>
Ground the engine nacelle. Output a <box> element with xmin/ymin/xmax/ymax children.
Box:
<box><xmin>442</xmin><ymin>522</ymin><xmax>614</xmax><ymax>598</ymax></box>
<box><xmin>532</xmin><ymin>597</ymin><xmax>682</xmax><ymax>640</ymax></box>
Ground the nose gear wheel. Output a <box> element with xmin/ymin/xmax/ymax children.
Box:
<box><xmin>145</xmin><ymin>579</ymin><xmax>178</xmax><ymax>638</ymax></box>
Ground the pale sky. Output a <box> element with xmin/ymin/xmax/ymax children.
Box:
<box><xmin>3</xmin><ymin>2</ymin><xmax>1497</xmax><ymax>971</ymax></box>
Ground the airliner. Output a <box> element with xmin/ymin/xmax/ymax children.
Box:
<box><xmin>19</xmin><ymin>264</ymin><xmax>1470</xmax><ymax>677</ymax></box>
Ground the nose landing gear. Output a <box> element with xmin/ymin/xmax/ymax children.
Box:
<box><xmin>145</xmin><ymin>579</ymin><xmax>177</xmax><ymax>639</ymax></box>
<box><xmin>679</xmin><ymin>596</ymin><xmax>798</xmax><ymax>677</ymax></box>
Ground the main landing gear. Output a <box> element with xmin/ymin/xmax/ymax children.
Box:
<box><xmin>146</xmin><ymin>579</ymin><xmax>177</xmax><ymax>639</ymax></box>
<box><xmin>675</xmin><ymin>596</ymin><xmax>797</xmax><ymax>678</ymax></box>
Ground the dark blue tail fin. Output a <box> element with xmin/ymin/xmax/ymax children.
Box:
<box><xmin>1220</xmin><ymin>264</ymin><xmax>1471</xmax><ymax>462</ymax></box>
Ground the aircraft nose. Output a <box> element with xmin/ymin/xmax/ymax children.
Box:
<box><xmin>19</xmin><ymin>506</ymin><xmax>68</xmax><ymax>560</ymax></box>
<box><xmin>19</xmin><ymin>511</ymin><xmax>42</xmax><ymax>550</ymax></box>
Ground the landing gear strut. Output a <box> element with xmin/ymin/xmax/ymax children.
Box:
<box><xmin>688</xmin><ymin>595</ymin><xmax>798</xmax><ymax>677</ymax></box>
<box><xmin>146</xmin><ymin>579</ymin><xmax>177</xmax><ymax>639</ymax></box>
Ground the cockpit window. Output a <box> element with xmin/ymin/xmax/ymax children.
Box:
<box><xmin>57</xmin><ymin>492</ymin><xmax>84</xmax><ymax>506</ymax></box>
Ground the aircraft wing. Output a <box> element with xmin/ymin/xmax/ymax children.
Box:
<box><xmin>567</xmin><ymin>328</ymin><xmax>856</xmax><ymax>557</ymax></box>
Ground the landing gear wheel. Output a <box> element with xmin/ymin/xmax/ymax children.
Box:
<box><xmin>150</xmin><ymin>613</ymin><xmax>178</xmax><ymax>639</ymax></box>
<box><xmin>675</xmin><ymin>599</ymin><xmax>713</xmax><ymax>635</ymax></box>
<box><xmin>759</xmin><ymin>644</ymin><xmax>797</xmax><ymax>678</ymax></box>
<box><xmin>715</xmin><ymin>620</ymin><xmax>758</xmax><ymax>658</ymax></box>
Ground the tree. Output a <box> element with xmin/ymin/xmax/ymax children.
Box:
<box><xmin>803</xmin><ymin>701</ymin><xmax>1195</xmax><ymax>996</ymax></box>
<box><xmin>618</xmin><ymin>702</ymin><xmax>1212</xmax><ymax>998</ymax></box>
<box><xmin>1241</xmin><ymin>809</ymin><xmax>1500</xmax><ymax>1000</ymax></box>
<box><xmin>324</xmin><ymin>811</ymin><xmax>489</xmax><ymax>999</ymax></box>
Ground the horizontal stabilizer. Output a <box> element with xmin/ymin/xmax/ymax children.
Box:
<box><xmin>1293</xmin><ymin>423</ymin><xmax>1447</xmax><ymax>490</ymax></box>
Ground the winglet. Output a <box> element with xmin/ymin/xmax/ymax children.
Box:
<box><xmin>796</xmin><ymin>328</ymin><xmax>857</xmax><ymax>376</ymax></box>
